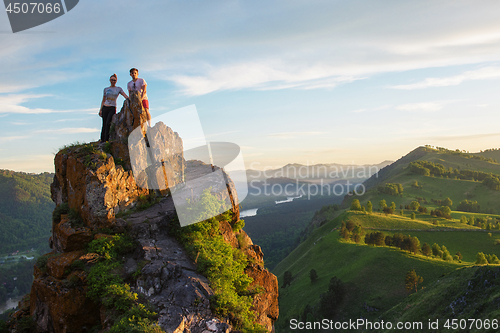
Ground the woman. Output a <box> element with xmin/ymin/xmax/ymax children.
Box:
<box><xmin>99</xmin><ymin>74</ymin><xmax>128</xmax><ymax>143</ymax></box>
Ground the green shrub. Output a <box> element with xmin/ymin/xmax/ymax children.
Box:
<box><xmin>232</xmin><ymin>219</ymin><xmax>245</xmax><ymax>232</ymax></box>
<box><xmin>52</xmin><ymin>203</ymin><xmax>70</xmax><ymax>224</ymax></box>
<box><xmin>102</xmin><ymin>284</ymin><xmax>138</xmax><ymax>312</ymax></box>
<box><xmin>171</xmin><ymin>189</ymin><xmax>264</xmax><ymax>331</ymax></box>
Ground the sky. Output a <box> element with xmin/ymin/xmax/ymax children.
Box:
<box><xmin>2</xmin><ymin>0</ymin><xmax>500</xmax><ymax>173</ymax></box>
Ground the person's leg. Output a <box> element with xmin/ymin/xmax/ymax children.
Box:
<box><xmin>100</xmin><ymin>108</ymin><xmax>107</xmax><ymax>143</ymax></box>
<box><xmin>142</xmin><ymin>100</ymin><xmax>151</xmax><ymax>126</ymax></box>
<box><xmin>103</xmin><ymin>106</ymin><xmax>116</xmax><ymax>142</ymax></box>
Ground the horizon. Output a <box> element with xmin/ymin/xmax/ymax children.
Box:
<box><xmin>2</xmin><ymin>2</ymin><xmax>500</xmax><ymax>173</ymax></box>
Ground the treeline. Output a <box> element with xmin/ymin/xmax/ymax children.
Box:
<box><xmin>408</xmin><ymin>160</ymin><xmax>500</xmax><ymax>191</ymax></box>
<box><xmin>425</xmin><ymin>146</ymin><xmax>497</xmax><ymax>163</ymax></box>
<box><xmin>0</xmin><ymin>170</ymin><xmax>54</xmax><ymax>253</ymax></box>
<box><xmin>377</xmin><ymin>183</ymin><xmax>403</xmax><ymax>196</ymax></box>
<box><xmin>363</xmin><ymin>230</ymin><xmax>463</xmax><ymax>262</ymax></box>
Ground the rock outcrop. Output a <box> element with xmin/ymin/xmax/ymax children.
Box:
<box><xmin>19</xmin><ymin>95</ymin><xmax>278</xmax><ymax>333</ymax></box>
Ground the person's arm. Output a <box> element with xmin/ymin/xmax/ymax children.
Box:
<box><xmin>120</xmin><ymin>87</ymin><xmax>129</xmax><ymax>99</ymax></box>
<box><xmin>99</xmin><ymin>95</ymin><xmax>105</xmax><ymax>117</ymax></box>
<box><xmin>141</xmin><ymin>79</ymin><xmax>147</xmax><ymax>99</ymax></box>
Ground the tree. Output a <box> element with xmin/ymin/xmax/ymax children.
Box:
<box><xmin>379</xmin><ymin>199</ymin><xmax>387</xmax><ymax>211</ymax></box>
<box><xmin>460</xmin><ymin>216</ymin><xmax>467</xmax><ymax>224</ymax></box>
<box><xmin>443</xmin><ymin>197</ymin><xmax>453</xmax><ymax>208</ymax></box>
<box><xmin>441</xmin><ymin>245</ymin><xmax>453</xmax><ymax>261</ymax></box>
<box><xmin>405</xmin><ymin>270</ymin><xmax>423</xmax><ymax>293</ymax></box>
<box><xmin>350</xmin><ymin>199</ymin><xmax>362</xmax><ymax>211</ymax></box>
<box><xmin>469</xmin><ymin>216</ymin><xmax>475</xmax><ymax>226</ymax></box>
<box><xmin>309</xmin><ymin>269</ymin><xmax>318</xmax><ymax>284</ymax></box>
<box><xmin>319</xmin><ymin>277</ymin><xmax>345</xmax><ymax>318</ymax></box>
<box><xmin>411</xmin><ymin>212</ymin><xmax>416</xmax><ymax>220</ymax></box>
<box><xmin>390</xmin><ymin>202</ymin><xmax>397</xmax><ymax>211</ymax></box>
<box><xmin>431</xmin><ymin>243</ymin><xmax>442</xmax><ymax>258</ymax></box>
<box><xmin>456</xmin><ymin>252</ymin><xmax>463</xmax><ymax>261</ymax></box>
<box><xmin>476</xmin><ymin>252</ymin><xmax>488</xmax><ymax>265</ymax></box>
<box><xmin>409</xmin><ymin>236</ymin><xmax>421</xmax><ymax>254</ymax></box>
<box><xmin>366</xmin><ymin>201</ymin><xmax>373</xmax><ymax>213</ymax></box>
<box><xmin>457</xmin><ymin>200</ymin><xmax>480</xmax><ymax>213</ymax></box>
<box><xmin>346</xmin><ymin>220</ymin><xmax>355</xmax><ymax>232</ymax></box>
<box><xmin>409</xmin><ymin>201</ymin><xmax>420</xmax><ymax>211</ymax></box>
<box><xmin>421</xmin><ymin>243</ymin><xmax>432</xmax><ymax>256</ymax></box>
<box><xmin>382</xmin><ymin>206</ymin><xmax>394</xmax><ymax>215</ymax></box>
<box><xmin>283</xmin><ymin>271</ymin><xmax>293</xmax><ymax>288</ymax></box>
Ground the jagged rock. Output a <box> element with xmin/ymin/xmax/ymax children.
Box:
<box><xmin>26</xmin><ymin>94</ymin><xmax>277</xmax><ymax>332</ymax></box>
<box><xmin>30</xmin><ymin>274</ymin><xmax>99</xmax><ymax>333</ymax></box>
<box><xmin>51</xmin><ymin>215</ymin><xmax>92</xmax><ymax>252</ymax></box>
<box><xmin>51</xmin><ymin>148</ymin><xmax>149</xmax><ymax>231</ymax></box>
<box><xmin>245</xmin><ymin>263</ymin><xmax>279</xmax><ymax>332</ymax></box>
<box><xmin>109</xmin><ymin>91</ymin><xmax>148</xmax><ymax>143</ymax></box>
<box><xmin>217</xmin><ymin>220</ymin><xmax>279</xmax><ymax>331</ymax></box>
<box><xmin>46</xmin><ymin>250</ymin><xmax>84</xmax><ymax>279</ymax></box>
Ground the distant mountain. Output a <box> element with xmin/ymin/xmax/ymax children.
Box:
<box><xmin>246</xmin><ymin>161</ymin><xmax>392</xmax><ymax>182</ymax></box>
<box><xmin>0</xmin><ymin>170</ymin><xmax>54</xmax><ymax>253</ymax></box>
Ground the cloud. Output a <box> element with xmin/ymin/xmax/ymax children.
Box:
<box><xmin>266</xmin><ymin>131</ymin><xmax>324</xmax><ymax>139</ymax></box>
<box><xmin>0</xmin><ymin>94</ymin><xmax>97</xmax><ymax>114</ymax></box>
<box><xmin>350</xmin><ymin>105</ymin><xmax>393</xmax><ymax>113</ymax></box>
<box><xmin>205</xmin><ymin>130</ymin><xmax>240</xmax><ymax>138</ymax></box>
<box><xmin>0</xmin><ymin>136</ymin><xmax>30</xmax><ymax>143</ymax></box>
<box><xmin>35</xmin><ymin>128</ymin><xmax>99</xmax><ymax>134</ymax></box>
<box><xmin>169</xmin><ymin>61</ymin><xmax>363</xmax><ymax>95</ymax></box>
<box><xmin>3</xmin><ymin>1</ymin><xmax>500</xmax><ymax>97</ymax></box>
<box><xmin>396</xmin><ymin>100</ymin><xmax>458</xmax><ymax>112</ymax></box>
<box><xmin>391</xmin><ymin>67</ymin><xmax>500</xmax><ymax>90</ymax></box>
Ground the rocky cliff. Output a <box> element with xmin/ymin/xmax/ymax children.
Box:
<box><xmin>11</xmin><ymin>93</ymin><xmax>278</xmax><ymax>333</ymax></box>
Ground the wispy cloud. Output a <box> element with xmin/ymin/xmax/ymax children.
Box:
<box><xmin>205</xmin><ymin>130</ymin><xmax>240</xmax><ymax>138</ymax></box>
<box><xmin>391</xmin><ymin>67</ymin><xmax>500</xmax><ymax>90</ymax></box>
<box><xmin>35</xmin><ymin>128</ymin><xmax>99</xmax><ymax>134</ymax></box>
<box><xmin>170</xmin><ymin>62</ymin><xmax>363</xmax><ymax>95</ymax></box>
<box><xmin>0</xmin><ymin>94</ymin><xmax>96</xmax><ymax>114</ymax></box>
<box><xmin>0</xmin><ymin>136</ymin><xmax>30</xmax><ymax>143</ymax></box>
<box><xmin>396</xmin><ymin>100</ymin><xmax>459</xmax><ymax>112</ymax></box>
<box><xmin>351</xmin><ymin>105</ymin><xmax>393</xmax><ymax>113</ymax></box>
<box><xmin>267</xmin><ymin>131</ymin><xmax>324</xmax><ymax>139</ymax></box>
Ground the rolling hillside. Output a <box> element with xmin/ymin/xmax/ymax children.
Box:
<box><xmin>272</xmin><ymin>146</ymin><xmax>500</xmax><ymax>332</ymax></box>
<box><xmin>0</xmin><ymin>170</ymin><xmax>54</xmax><ymax>253</ymax></box>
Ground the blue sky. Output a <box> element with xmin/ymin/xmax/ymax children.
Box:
<box><xmin>2</xmin><ymin>0</ymin><xmax>500</xmax><ymax>173</ymax></box>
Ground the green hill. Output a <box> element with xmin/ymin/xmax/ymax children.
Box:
<box><xmin>272</xmin><ymin>146</ymin><xmax>500</xmax><ymax>332</ymax></box>
<box><xmin>381</xmin><ymin>265</ymin><xmax>500</xmax><ymax>333</ymax></box>
<box><xmin>0</xmin><ymin>169</ymin><xmax>54</xmax><ymax>253</ymax></box>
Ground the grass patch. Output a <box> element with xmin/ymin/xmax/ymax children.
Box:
<box><xmin>85</xmin><ymin>234</ymin><xmax>162</xmax><ymax>332</ymax></box>
<box><xmin>170</xmin><ymin>189</ymin><xmax>265</xmax><ymax>332</ymax></box>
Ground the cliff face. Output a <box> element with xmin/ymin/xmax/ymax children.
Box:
<box><xmin>22</xmin><ymin>94</ymin><xmax>278</xmax><ymax>333</ymax></box>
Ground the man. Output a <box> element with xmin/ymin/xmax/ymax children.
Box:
<box><xmin>127</xmin><ymin>68</ymin><xmax>151</xmax><ymax>126</ymax></box>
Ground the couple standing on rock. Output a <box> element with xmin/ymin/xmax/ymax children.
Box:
<box><xmin>99</xmin><ymin>68</ymin><xmax>151</xmax><ymax>143</ymax></box>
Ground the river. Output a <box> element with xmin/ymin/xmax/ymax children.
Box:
<box><xmin>0</xmin><ymin>297</ymin><xmax>22</xmax><ymax>314</ymax></box>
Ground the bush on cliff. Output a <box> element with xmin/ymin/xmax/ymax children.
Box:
<box><xmin>171</xmin><ymin>189</ymin><xmax>265</xmax><ymax>332</ymax></box>
<box><xmin>86</xmin><ymin>234</ymin><xmax>163</xmax><ymax>332</ymax></box>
